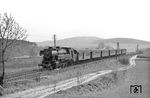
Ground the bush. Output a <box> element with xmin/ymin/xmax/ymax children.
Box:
<box><xmin>118</xmin><ymin>56</ymin><xmax>129</xmax><ymax>65</ymax></box>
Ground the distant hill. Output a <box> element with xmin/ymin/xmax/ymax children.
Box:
<box><xmin>37</xmin><ymin>36</ymin><xmax>103</xmax><ymax>49</ymax></box>
<box><xmin>2</xmin><ymin>37</ymin><xmax>150</xmax><ymax>57</ymax></box>
<box><xmin>94</xmin><ymin>38</ymin><xmax>150</xmax><ymax>52</ymax></box>
<box><xmin>37</xmin><ymin>37</ymin><xmax>150</xmax><ymax>51</ymax></box>
<box><xmin>94</xmin><ymin>38</ymin><xmax>150</xmax><ymax>45</ymax></box>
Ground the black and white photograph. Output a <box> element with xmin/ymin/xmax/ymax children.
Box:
<box><xmin>0</xmin><ymin>0</ymin><xmax>150</xmax><ymax>98</ymax></box>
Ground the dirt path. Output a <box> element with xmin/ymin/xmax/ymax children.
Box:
<box><xmin>99</xmin><ymin>58</ymin><xmax>150</xmax><ymax>98</ymax></box>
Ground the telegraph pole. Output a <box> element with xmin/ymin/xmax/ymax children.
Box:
<box><xmin>53</xmin><ymin>34</ymin><xmax>56</xmax><ymax>49</ymax></box>
<box><xmin>117</xmin><ymin>42</ymin><xmax>120</xmax><ymax>50</ymax></box>
<box><xmin>136</xmin><ymin>44</ymin><xmax>139</xmax><ymax>52</ymax></box>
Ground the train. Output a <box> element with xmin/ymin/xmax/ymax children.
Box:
<box><xmin>38</xmin><ymin>46</ymin><xmax>126</xmax><ymax>69</ymax></box>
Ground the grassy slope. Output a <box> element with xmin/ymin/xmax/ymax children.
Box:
<box><xmin>53</xmin><ymin>70</ymin><xmax>128</xmax><ymax>97</ymax></box>
<box><xmin>99</xmin><ymin>59</ymin><xmax>150</xmax><ymax>98</ymax></box>
<box><xmin>52</xmin><ymin>58</ymin><xmax>150</xmax><ymax>98</ymax></box>
<box><xmin>0</xmin><ymin>40</ymin><xmax>39</xmax><ymax>58</ymax></box>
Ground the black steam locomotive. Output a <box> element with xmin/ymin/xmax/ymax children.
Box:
<box><xmin>38</xmin><ymin>47</ymin><xmax>79</xmax><ymax>69</ymax></box>
<box><xmin>38</xmin><ymin>46</ymin><xmax>126</xmax><ymax>69</ymax></box>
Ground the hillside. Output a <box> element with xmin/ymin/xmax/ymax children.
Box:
<box><xmin>37</xmin><ymin>36</ymin><xmax>103</xmax><ymax>49</ymax></box>
<box><xmin>0</xmin><ymin>40</ymin><xmax>39</xmax><ymax>58</ymax></box>
<box><xmin>37</xmin><ymin>37</ymin><xmax>150</xmax><ymax>51</ymax></box>
<box><xmin>5</xmin><ymin>37</ymin><xmax>149</xmax><ymax>57</ymax></box>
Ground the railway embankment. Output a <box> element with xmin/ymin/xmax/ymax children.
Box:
<box><xmin>2</xmin><ymin>55</ymin><xmax>133</xmax><ymax>97</ymax></box>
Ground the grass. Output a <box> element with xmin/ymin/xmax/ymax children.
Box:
<box><xmin>5</xmin><ymin>57</ymin><xmax>42</xmax><ymax>74</ymax></box>
<box><xmin>137</xmin><ymin>48</ymin><xmax>150</xmax><ymax>58</ymax></box>
<box><xmin>47</xmin><ymin>70</ymin><xmax>128</xmax><ymax>98</ymax></box>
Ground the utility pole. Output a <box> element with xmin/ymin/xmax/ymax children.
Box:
<box><xmin>117</xmin><ymin>42</ymin><xmax>120</xmax><ymax>50</ymax></box>
<box><xmin>136</xmin><ymin>44</ymin><xmax>139</xmax><ymax>52</ymax></box>
<box><xmin>53</xmin><ymin>34</ymin><xmax>56</xmax><ymax>49</ymax></box>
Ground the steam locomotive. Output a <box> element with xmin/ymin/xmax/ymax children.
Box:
<box><xmin>38</xmin><ymin>46</ymin><xmax>126</xmax><ymax>69</ymax></box>
<box><xmin>38</xmin><ymin>47</ymin><xmax>79</xmax><ymax>69</ymax></box>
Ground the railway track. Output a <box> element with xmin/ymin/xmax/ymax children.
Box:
<box><xmin>4</xmin><ymin>69</ymin><xmax>42</xmax><ymax>83</ymax></box>
<box><xmin>4</xmin><ymin>53</ymin><xmax>135</xmax><ymax>83</ymax></box>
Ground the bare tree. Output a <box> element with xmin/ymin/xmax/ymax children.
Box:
<box><xmin>0</xmin><ymin>13</ymin><xmax>27</xmax><ymax>86</ymax></box>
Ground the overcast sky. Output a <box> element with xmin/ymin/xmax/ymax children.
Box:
<box><xmin>0</xmin><ymin>0</ymin><xmax>150</xmax><ymax>42</ymax></box>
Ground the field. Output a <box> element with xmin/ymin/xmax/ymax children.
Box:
<box><xmin>138</xmin><ymin>48</ymin><xmax>150</xmax><ymax>58</ymax></box>
<box><xmin>3</xmin><ymin>55</ymin><xmax>130</xmax><ymax>95</ymax></box>
<box><xmin>4</xmin><ymin>57</ymin><xmax>42</xmax><ymax>74</ymax></box>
